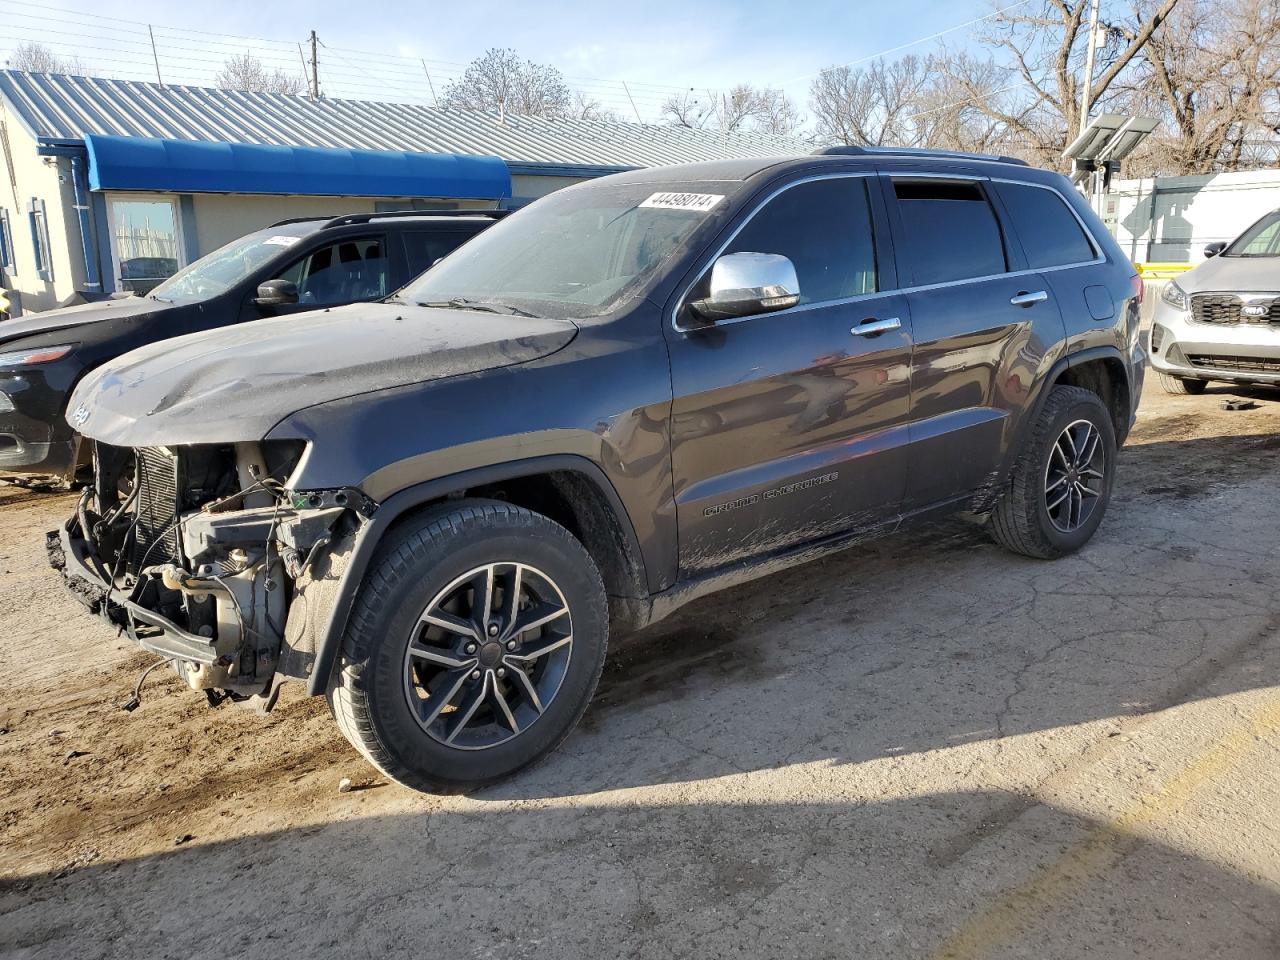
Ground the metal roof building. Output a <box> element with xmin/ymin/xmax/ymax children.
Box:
<box><xmin>0</xmin><ymin>70</ymin><xmax>806</xmax><ymax>313</ymax></box>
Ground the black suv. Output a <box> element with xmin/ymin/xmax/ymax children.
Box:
<box><xmin>51</xmin><ymin>148</ymin><xmax>1144</xmax><ymax>793</ymax></box>
<box><xmin>0</xmin><ymin>211</ymin><xmax>502</xmax><ymax>483</ymax></box>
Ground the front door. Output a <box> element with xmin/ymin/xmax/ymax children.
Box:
<box><xmin>665</xmin><ymin>174</ymin><xmax>913</xmax><ymax>577</ymax></box>
<box><xmin>107</xmin><ymin>195</ymin><xmax>184</xmax><ymax>295</ymax></box>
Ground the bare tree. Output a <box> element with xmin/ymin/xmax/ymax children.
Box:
<box><xmin>933</xmin><ymin>0</ymin><xmax>1181</xmax><ymax>167</ymax></box>
<box><xmin>215</xmin><ymin>52</ymin><xmax>304</xmax><ymax>95</ymax></box>
<box><xmin>443</xmin><ymin>48</ymin><xmax>571</xmax><ymax>119</ymax></box>
<box><xmin>661</xmin><ymin>90</ymin><xmax>713</xmax><ymax>129</ymax></box>
<box><xmin>1124</xmin><ymin>0</ymin><xmax>1280</xmax><ymax>174</ymax></box>
<box><xmin>570</xmin><ymin>91</ymin><xmax>620</xmax><ymax>123</ymax></box>
<box><xmin>663</xmin><ymin>84</ymin><xmax>801</xmax><ymax>135</ymax></box>
<box><xmin>8</xmin><ymin>41</ymin><xmax>91</xmax><ymax>76</ymax></box>
<box><xmin>809</xmin><ymin>56</ymin><xmax>932</xmax><ymax>146</ymax></box>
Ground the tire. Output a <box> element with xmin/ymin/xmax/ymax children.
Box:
<box><xmin>327</xmin><ymin>499</ymin><xmax>608</xmax><ymax>793</ymax></box>
<box><xmin>989</xmin><ymin>385</ymin><xmax>1117</xmax><ymax>560</ymax></box>
<box><xmin>1159</xmin><ymin>372</ymin><xmax>1207</xmax><ymax>395</ymax></box>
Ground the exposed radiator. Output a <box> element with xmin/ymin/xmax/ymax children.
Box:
<box><xmin>131</xmin><ymin>447</ymin><xmax>182</xmax><ymax>572</ymax></box>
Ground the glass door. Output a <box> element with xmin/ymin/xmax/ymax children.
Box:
<box><xmin>107</xmin><ymin>195</ymin><xmax>183</xmax><ymax>295</ymax></box>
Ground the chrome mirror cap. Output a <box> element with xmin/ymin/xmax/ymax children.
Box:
<box><xmin>691</xmin><ymin>252</ymin><xmax>801</xmax><ymax>322</ymax></box>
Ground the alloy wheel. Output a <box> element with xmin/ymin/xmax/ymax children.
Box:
<box><xmin>1043</xmin><ymin>418</ymin><xmax>1106</xmax><ymax>533</ymax></box>
<box><xmin>402</xmin><ymin>562</ymin><xmax>573</xmax><ymax>750</ymax></box>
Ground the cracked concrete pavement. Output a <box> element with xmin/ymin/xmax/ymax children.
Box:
<box><xmin>1</xmin><ymin>378</ymin><xmax>1278</xmax><ymax>959</ymax></box>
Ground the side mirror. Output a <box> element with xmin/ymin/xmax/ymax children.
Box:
<box><xmin>690</xmin><ymin>252</ymin><xmax>800</xmax><ymax>322</ymax></box>
<box><xmin>254</xmin><ymin>278</ymin><xmax>299</xmax><ymax>307</ymax></box>
<box><xmin>1204</xmin><ymin>241</ymin><xmax>1227</xmax><ymax>258</ymax></box>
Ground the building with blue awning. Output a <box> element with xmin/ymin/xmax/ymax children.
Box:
<box><xmin>0</xmin><ymin>71</ymin><xmax>805</xmax><ymax>315</ymax></box>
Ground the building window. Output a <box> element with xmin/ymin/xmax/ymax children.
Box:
<box><xmin>0</xmin><ymin>208</ymin><xmax>13</xmax><ymax>271</ymax></box>
<box><xmin>28</xmin><ymin>199</ymin><xmax>53</xmax><ymax>281</ymax></box>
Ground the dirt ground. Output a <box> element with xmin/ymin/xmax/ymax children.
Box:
<box><xmin>1</xmin><ymin>378</ymin><xmax>1279</xmax><ymax>960</ymax></box>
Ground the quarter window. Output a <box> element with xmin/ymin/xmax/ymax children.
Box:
<box><xmin>997</xmin><ymin>182</ymin><xmax>1095</xmax><ymax>268</ymax></box>
<box><xmin>717</xmin><ymin>177</ymin><xmax>878</xmax><ymax>306</ymax></box>
<box><xmin>893</xmin><ymin>180</ymin><xmax>1006</xmax><ymax>285</ymax></box>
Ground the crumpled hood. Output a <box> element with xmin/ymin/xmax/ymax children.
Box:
<box><xmin>69</xmin><ymin>301</ymin><xmax>577</xmax><ymax>446</ymax></box>
<box><xmin>0</xmin><ymin>296</ymin><xmax>160</xmax><ymax>348</ymax></box>
<box><xmin>1179</xmin><ymin>255</ymin><xmax>1280</xmax><ymax>294</ymax></box>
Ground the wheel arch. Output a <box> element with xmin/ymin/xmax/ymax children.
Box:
<box><xmin>303</xmin><ymin>455</ymin><xmax>649</xmax><ymax>696</ymax></box>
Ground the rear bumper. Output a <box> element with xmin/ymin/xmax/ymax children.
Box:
<box><xmin>47</xmin><ymin>523</ymin><xmax>219</xmax><ymax>665</ymax></box>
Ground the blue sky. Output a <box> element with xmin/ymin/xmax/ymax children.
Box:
<box><xmin>4</xmin><ymin>0</ymin><xmax>993</xmax><ymax>120</ymax></box>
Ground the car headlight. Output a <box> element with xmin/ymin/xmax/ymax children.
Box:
<box><xmin>1160</xmin><ymin>281</ymin><xmax>1188</xmax><ymax>310</ymax></box>
<box><xmin>0</xmin><ymin>343</ymin><xmax>77</xmax><ymax>367</ymax></box>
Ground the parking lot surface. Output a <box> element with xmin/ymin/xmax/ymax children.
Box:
<box><xmin>1</xmin><ymin>379</ymin><xmax>1278</xmax><ymax>959</ymax></box>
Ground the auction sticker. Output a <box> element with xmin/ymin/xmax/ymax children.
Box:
<box><xmin>639</xmin><ymin>192</ymin><xmax>725</xmax><ymax>212</ymax></box>
<box><xmin>262</xmin><ymin>235</ymin><xmax>301</xmax><ymax>246</ymax></box>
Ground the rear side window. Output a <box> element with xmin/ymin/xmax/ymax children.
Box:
<box><xmin>998</xmin><ymin>182</ymin><xmax>1096</xmax><ymax>268</ymax></box>
<box><xmin>893</xmin><ymin>180</ymin><xmax>1006</xmax><ymax>286</ymax></box>
<box><xmin>402</xmin><ymin>230</ymin><xmax>477</xmax><ymax>273</ymax></box>
<box><xmin>719</xmin><ymin>177</ymin><xmax>878</xmax><ymax>305</ymax></box>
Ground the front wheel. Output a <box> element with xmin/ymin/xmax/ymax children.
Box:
<box><xmin>989</xmin><ymin>385</ymin><xmax>1117</xmax><ymax>560</ymax></box>
<box><xmin>1158</xmin><ymin>372</ymin><xmax>1207</xmax><ymax>395</ymax></box>
<box><xmin>327</xmin><ymin>500</ymin><xmax>608</xmax><ymax>793</ymax></box>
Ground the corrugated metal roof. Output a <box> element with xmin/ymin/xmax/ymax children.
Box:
<box><xmin>0</xmin><ymin>71</ymin><xmax>809</xmax><ymax>171</ymax></box>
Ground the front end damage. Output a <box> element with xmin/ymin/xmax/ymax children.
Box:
<box><xmin>48</xmin><ymin>440</ymin><xmax>367</xmax><ymax>709</ymax></box>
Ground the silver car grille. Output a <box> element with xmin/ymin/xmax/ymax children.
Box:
<box><xmin>1186</xmin><ymin>354</ymin><xmax>1280</xmax><ymax>374</ymax></box>
<box><xmin>1190</xmin><ymin>293</ymin><xmax>1280</xmax><ymax>324</ymax></box>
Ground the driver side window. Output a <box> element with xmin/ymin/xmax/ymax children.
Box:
<box><xmin>704</xmin><ymin>177</ymin><xmax>879</xmax><ymax>307</ymax></box>
<box><xmin>279</xmin><ymin>236</ymin><xmax>388</xmax><ymax>306</ymax></box>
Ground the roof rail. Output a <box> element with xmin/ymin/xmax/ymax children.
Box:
<box><xmin>812</xmin><ymin>145</ymin><xmax>1029</xmax><ymax>167</ymax></box>
<box><xmin>268</xmin><ymin>209</ymin><xmax>511</xmax><ymax>229</ymax></box>
<box><xmin>322</xmin><ymin>209</ymin><xmax>512</xmax><ymax>229</ymax></box>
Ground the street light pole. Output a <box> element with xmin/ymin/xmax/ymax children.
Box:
<box><xmin>1079</xmin><ymin>0</ymin><xmax>1101</xmax><ymax>136</ymax></box>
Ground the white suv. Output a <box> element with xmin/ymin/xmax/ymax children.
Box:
<box><xmin>1150</xmin><ymin>209</ymin><xmax>1280</xmax><ymax>393</ymax></box>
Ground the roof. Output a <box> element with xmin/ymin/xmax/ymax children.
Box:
<box><xmin>0</xmin><ymin>71</ymin><xmax>811</xmax><ymax>175</ymax></box>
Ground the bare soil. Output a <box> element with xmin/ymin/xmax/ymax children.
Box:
<box><xmin>1</xmin><ymin>379</ymin><xmax>1279</xmax><ymax>959</ymax></box>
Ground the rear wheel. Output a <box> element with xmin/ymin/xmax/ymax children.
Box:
<box><xmin>989</xmin><ymin>385</ymin><xmax>1117</xmax><ymax>560</ymax></box>
<box><xmin>327</xmin><ymin>500</ymin><xmax>608</xmax><ymax>793</ymax></box>
<box><xmin>1158</xmin><ymin>372</ymin><xmax>1207</xmax><ymax>395</ymax></box>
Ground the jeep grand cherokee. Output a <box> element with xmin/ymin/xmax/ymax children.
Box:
<box><xmin>51</xmin><ymin>148</ymin><xmax>1144</xmax><ymax>793</ymax></box>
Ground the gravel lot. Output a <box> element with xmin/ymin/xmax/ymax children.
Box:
<box><xmin>1</xmin><ymin>379</ymin><xmax>1278</xmax><ymax>960</ymax></box>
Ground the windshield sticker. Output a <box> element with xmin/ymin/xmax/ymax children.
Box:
<box><xmin>262</xmin><ymin>235</ymin><xmax>301</xmax><ymax>247</ymax></box>
<box><xmin>639</xmin><ymin>192</ymin><xmax>725</xmax><ymax>213</ymax></box>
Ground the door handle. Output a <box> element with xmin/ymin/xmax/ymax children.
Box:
<box><xmin>1010</xmin><ymin>290</ymin><xmax>1049</xmax><ymax>307</ymax></box>
<box><xmin>851</xmin><ymin>316</ymin><xmax>901</xmax><ymax>336</ymax></box>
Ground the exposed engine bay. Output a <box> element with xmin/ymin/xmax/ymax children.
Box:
<box><xmin>48</xmin><ymin>439</ymin><xmax>363</xmax><ymax>709</ymax></box>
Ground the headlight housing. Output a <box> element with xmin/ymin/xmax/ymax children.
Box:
<box><xmin>1160</xmin><ymin>281</ymin><xmax>1188</xmax><ymax>310</ymax></box>
<box><xmin>0</xmin><ymin>343</ymin><xmax>77</xmax><ymax>367</ymax></box>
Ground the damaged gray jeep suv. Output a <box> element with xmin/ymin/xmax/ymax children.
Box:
<box><xmin>51</xmin><ymin>148</ymin><xmax>1144</xmax><ymax>792</ymax></box>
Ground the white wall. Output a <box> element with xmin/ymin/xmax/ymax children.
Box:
<box><xmin>0</xmin><ymin>109</ymin><xmax>86</xmax><ymax>314</ymax></box>
<box><xmin>1105</xmin><ymin>169</ymin><xmax>1280</xmax><ymax>264</ymax></box>
<box><xmin>511</xmin><ymin>174</ymin><xmax>586</xmax><ymax>200</ymax></box>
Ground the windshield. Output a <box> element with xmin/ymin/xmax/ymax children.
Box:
<box><xmin>1224</xmin><ymin>211</ymin><xmax>1280</xmax><ymax>257</ymax></box>
<box><xmin>402</xmin><ymin>180</ymin><xmax>739</xmax><ymax>318</ymax></box>
<box><xmin>149</xmin><ymin>227</ymin><xmax>310</xmax><ymax>303</ymax></box>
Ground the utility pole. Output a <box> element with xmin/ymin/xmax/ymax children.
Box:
<box><xmin>1079</xmin><ymin>0</ymin><xmax>1101</xmax><ymax>136</ymax></box>
<box><xmin>308</xmin><ymin>30</ymin><xmax>319</xmax><ymax>100</ymax></box>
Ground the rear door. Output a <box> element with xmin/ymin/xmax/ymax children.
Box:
<box><xmin>884</xmin><ymin>175</ymin><xmax>1064</xmax><ymax>511</ymax></box>
<box><xmin>665</xmin><ymin>173</ymin><xmax>913</xmax><ymax>576</ymax></box>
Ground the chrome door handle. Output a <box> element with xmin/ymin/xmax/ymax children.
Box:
<box><xmin>851</xmin><ymin>316</ymin><xmax>901</xmax><ymax>336</ymax></box>
<box><xmin>1010</xmin><ymin>290</ymin><xmax>1048</xmax><ymax>307</ymax></box>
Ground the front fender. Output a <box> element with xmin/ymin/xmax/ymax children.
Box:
<box><xmin>294</xmin><ymin>454</ymin><xmax>653</xmax><ymax>697</ymax></box>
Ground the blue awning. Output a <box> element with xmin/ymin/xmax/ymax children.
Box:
<box><xmin>83</xmin><ymin>134</ymin><xmax>511</xmax><ymax>200</ymax></box>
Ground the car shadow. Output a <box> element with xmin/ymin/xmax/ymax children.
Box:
<box><xmin>2</xmin><ymin>788</ymin><xmax>1276</xmax><ymax>959</ymax></box>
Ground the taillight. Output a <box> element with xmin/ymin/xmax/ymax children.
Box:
<box><xmin>1130</xmin><ymin>274</ymin><xmax>1144</xmax><ymax>305</ymax></box>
